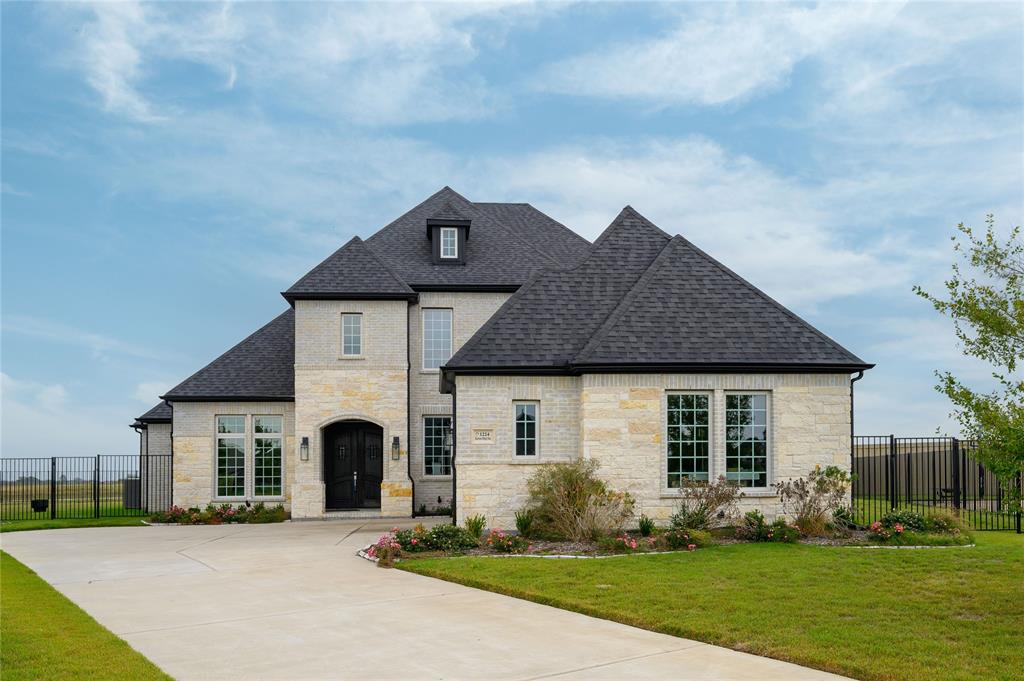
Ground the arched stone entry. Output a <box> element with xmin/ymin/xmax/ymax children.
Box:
<box><xmin>322</xmin><ymin>420</ymin><xmax>384</xmax><ymax>510</ymax></box>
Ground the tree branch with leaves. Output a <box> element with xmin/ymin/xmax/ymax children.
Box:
<box><xmin>913</xmin><ymin>215</ymin><xmax>1023</xmax><ymax>502</ymax></box>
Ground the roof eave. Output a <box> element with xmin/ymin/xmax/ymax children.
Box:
<box><xmin>161</xmin><ymin>395</ymin><xmax>296</xmax><ymax>403</ymax></box>
<box><xmin>443</xmin><ymin>361</ymin><xmax>874</xmax><ymax>378</ymax></box>
<box><xmin>281</xmin><ymin>291</ymin><xmax>418</xmax><ymax>304</ymax></box>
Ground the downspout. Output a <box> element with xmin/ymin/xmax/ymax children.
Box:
<box><xmin>850</xmin><ymin>371</ymin><xmax>864</xmax><ymax>465</ymax></box>
<box><xmin>407</xmin><ymin>302</ymin><xmax>415</xmax><ymax>517</ymax></box>
<box><xmin>166</xmin><ymin>399</ymin><xmax>174</xmax><ymax>507</ymax></box>
<box><xmin>450</xmin><ymin>381</ymin><xmax>457</xmax><ymax>525</ymax></box>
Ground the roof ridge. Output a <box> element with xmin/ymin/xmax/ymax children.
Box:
<box><xmin>573</xmin><ymin>235</ymin><xmax>682</xmax><ymax>364</ymax></box>
<box><xmin>351</xmin><ymin>237</ymin><xmax>414</xmax><ymax>293</ymax></box>
<box><xmin>162</xmin><ymin>309</ymin><xmax>293</xmax><ymax>400</ymax></box>
<box><xmin>519</xmin><ymin>203</ymin><xmax>591</xmax><ymax>247</ymax></box>
<box><xmin>576</xmin><ymin>206</ymin><xmax>672</xmax><ymax>269</ymax></box>
<box><xmin>668</xmin><ymin>233</ymin><xmax>866</xmax><ymax>363</ymax></box>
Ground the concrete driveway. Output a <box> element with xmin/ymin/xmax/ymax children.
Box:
<box><xmin>2</xmin><ymin>521</ymin><xmax>846</xmax><ymax>680</ymax></box>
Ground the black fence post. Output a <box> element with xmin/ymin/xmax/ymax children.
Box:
<box><xmin>951</xmin><ymin>438</ymin><xmax>961</xmax><ymax>511</ymax></box>
<box><xmin>888</xmin><ymin>434</ymin><xmax>897</xmax><ymax>510</ymax></box>
<box><xmin>49</xmin><ymin>457</ymin><xmax>57</xmax><ymax>519</ymax></box>
<box><xmin>1016</xmin><ymin>472</ymin><xmax>1022</xmax><ymax>535</ymax></box>
<box><xmin>94</xmin><ymin>455</ymin><xmax>101</xmax><ymax>518</ymax></box>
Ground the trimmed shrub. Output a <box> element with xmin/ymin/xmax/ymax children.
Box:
<box><xmin>395</xmin><ymin>523</ymin><xmax>478</xmax><ymax>553</ymax></box>
<box><xmin>525</xmin><ymin>458</ymin><xmax>635</xmax><ymax>541</ymax></box>
<box><xmin>735</xmin><ymin>511</ymin><xmax>799</xmax><ymax>543</ymax></box>
<box><xmin>670</xmin><ymin>476</ymin><xmax>743</xmax><ymax>530</ymax></box>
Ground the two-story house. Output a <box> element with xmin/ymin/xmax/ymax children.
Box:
<box><xmin>135</xmin><ymin>187</ymin><xmax>871</xmax><ymax>525</ymax></box>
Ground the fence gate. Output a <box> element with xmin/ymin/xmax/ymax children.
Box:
<box><xmin>853</xmin><ymin>436</ymin><xmax>1022</xmax><ymax>532</ymax></box>
<box><xmin>0</xmin><ymin>455</ymin><xmax>172</xmax><ymax>521</ymax></box>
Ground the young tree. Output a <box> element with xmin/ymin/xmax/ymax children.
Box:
<box><xmin>914</xmin><ymin>215</ymin><xmax>1023</xmax><ymax>503</ymax></box>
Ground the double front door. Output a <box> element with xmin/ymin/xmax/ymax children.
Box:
<box><xmin>323</xmin><ymin>421</ymin><xmax>383</xmax><ymax>509</ymax></box>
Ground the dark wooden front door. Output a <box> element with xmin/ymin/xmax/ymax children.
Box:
<box><xmin>323</xmin><ymin>421</ymin><xmax>383</xmax><ymax>510</ymax></box>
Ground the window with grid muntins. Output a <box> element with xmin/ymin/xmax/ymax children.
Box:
<box><xmin>422</xmin><ymin>308</ymin><xmax>452</xmax><ymax>369</ymax></box>
<box><xmin>666</xmin><ymin>394</ymin><xmax>709</xmax><ymax>488</ymax></box>
<box><xmin>423</xmin><ymin>416</ymin><xmax>452</xmax><ymax>476</ymax></box>
<box><xmin>254</xmin><ymin>416</ymin><xmax>283</xmax><ymax>496</ymax></box>
<box><xmin>515</xmin><ymin>402</ymin><xmax>537</xmax><ymax>456</ymax></box>
<box><xmin>216</xmin><ymin>416</ymin><xmax>245</xmax><ymax>497</ymax></box>
<box><xmin>342</xmin><ymin>314</ymin><xmax>362</xmax><ymax>356</ymax></box>
<box><xmin>440</xmin><ymin>227</ymin><xmax>458</xmax><ymax>258</ymax></box>
<box><xmin>726</xmin><ymin>394</ymin><xmax>768</xmax><ymax>487</ymax></box>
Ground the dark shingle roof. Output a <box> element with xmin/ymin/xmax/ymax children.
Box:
<box><xmin>288</xmin><ymin>187</ymin><xmax>590</xmax><ymax>295</ymax></box>
<box><xmin>284</xmin><ymin>237</ymin><xmax>415</xmax><ymax>301</ymax></box>
<box><xmin>131</xmin><ymin>401</ymin><xmax>171</xmax><ymax>428</ymax></box>
<box><xmin>445</xmin><ymin>207</ymin><xmax>870</xmax><ymax>373</ymax></box>
<box><xmin>162</xmin><ymin>310</ymin><xmax>295</xmax><ymax>401</ymax></box>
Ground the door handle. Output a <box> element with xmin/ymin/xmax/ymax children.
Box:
<box><xmin>353</xmin><ymin>470</ymin><xmax>358</xmax><ymax>492</ymax></box>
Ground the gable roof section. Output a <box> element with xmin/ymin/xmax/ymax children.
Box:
<box><xmin>287</xmin><ymin>187</ymin><xmax>591</xmax><ymax>297</ymax></box>
<box><xmin>284</xmin><ymin>236</ymin><xmax>415</xmax><ymax>302</ymax></box>
<box><xmin>131</xmin><ymin>401</ymin><xmax>171</xmax><ymax>428</ymax></box>
<box><xmin>445</xmin><ymin>207</ymin><xmax>871</xmax><ymax>375</ymax></box>
<box><xmin>445</xmin><ymin>207</ymin><xmax>672</xmax><ymax>369</ymax></box>
<box><xmin>162</xmin><ymin>309</ymin><xmax>295</xmax><ymax>401</ymax></box>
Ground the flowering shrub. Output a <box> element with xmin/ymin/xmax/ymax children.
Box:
<box><xmin>670</xmin><ymin>476</ymin><xmax>743</xmax><ymax>530</ymax></box>
<box><xmin>367</xmin><ymin>532</ymin><xmax>403</xmax><ymax>567</ymax></box>
<box><xmin>868</xmin><ymin>520</ymin><xmax>905</xmax><ymax>541</ymax></box>
<box><xmin>660</xmin><ymin>528</ymin><xmax>712</xmax><ymax>550</ymax></box>
<box><xmin>484</xmin><ymin>528</ymin><xmax>529</xmax><ymax>553</ymax></box>
<box><xmin>774</xmin><ymin>465</ymin><xmax>853</xmax><ymax>536</ymax></box>
<box><xmin>525</xmin><ymin>458</ymin><xmax>635</xmax><ymax>541</ymax></box>
<box><xmin>149</xmin><ymin>502</ymin><xmax>287</xmax><ymax>525</ymax></box>
<box><xmin>868</xmin><ymin>509</ymin><xmax>966</xmax><ymax>544</ymax></box>
<box><xmin>395</xmin><ymin>523</ymin><xmax>479</xmax><ymax>553</ymax></box>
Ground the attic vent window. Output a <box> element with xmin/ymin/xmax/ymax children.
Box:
<box><xmin>440</xmin><ymin>227</ymin><xmax>458</xmax><ymax>259</ymax></box>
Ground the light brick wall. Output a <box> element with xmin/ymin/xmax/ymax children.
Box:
<box><xmin>455</xmin><ymin>373</ymin><xmax>851</xmax><ymax>528</ymax></box>
<box><xmin>143</xmin><ymin>423</ymin><xmax>173</xmax><ymax>511</ymax></box>
<box><xmin>292</xmin><ymin>299</ymin><xmax>411</xmax><ymax>518</ymax></box>
<box><xmin>408</xmin><ymin>292</ymin><xmax>510</xmax><ymax>511</ymax></box>
<box><xmin>171</xmin><ymin>401</ymin><xmax>296</xmax><ymax>510</ymax></box>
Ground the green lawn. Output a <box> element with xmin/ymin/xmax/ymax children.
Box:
<box><xmin>0</xmin><ymin>552</ymin><xmax>169</xmax><ymax>681</ymax></box>
<box><xmin>400</xmin><ymin>533</ymin><xmax>1024</xmax><ymax>681</ymax></box>
<box><xmin>0</xmin><ymin>516</ymin><xmax>149</xmax><ymax>533</ymax></box>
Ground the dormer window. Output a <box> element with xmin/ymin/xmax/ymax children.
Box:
<box><xmin>440</xmin><ymin>227</ymin><xmax>458</xmax><ymax>259</ymax></box>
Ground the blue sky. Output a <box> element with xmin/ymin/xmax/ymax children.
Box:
<box><xmin>2</xmin><ymin>1</ymin><xmax>1022</xmax><ymax>458</ymax></box>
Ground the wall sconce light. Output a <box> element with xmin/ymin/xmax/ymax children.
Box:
<box><xmin>300</xmin><ymin>436</ymin><xmax>309</xmax><ymax>462</ymax></box>
<box><xmin>391</xmin><ymin>436</ymin><xmax>401</xmax><ymax>461</ymax></box>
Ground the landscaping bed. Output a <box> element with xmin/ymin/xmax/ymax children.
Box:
<box><xmin>148</xmin><ymin>502</ymin><xmax>288</xmax><ymax>525</ymax></box>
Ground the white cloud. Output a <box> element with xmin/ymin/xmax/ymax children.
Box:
<box><xmin>1</xmin><ymin>374</ymin><xmax>137</xmax><ymax>458</ymax></box>
<box><xmin>134</xmin><ymin>381</ymin><xmax>171</xmax><ymax>405</ymax></box>
<box><xmin>1</xmin><ymin>182</ymin><xmax>32</xmax><ymax>198</ymax></box>
<box><xmin>2</xmin><ymin>315</ymin><xmax>172</xmax><ymax>363</ymax></box>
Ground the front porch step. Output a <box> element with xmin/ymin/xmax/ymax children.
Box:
<box><xmin>321</xmin><ymin>510</ymin><xmax>388</xmax><ymax>520</ymax></box>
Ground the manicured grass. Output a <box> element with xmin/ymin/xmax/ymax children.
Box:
<box><xmin>0</xmin><ymin>516</ymin><xmax>148</xmax><ymax>533</ymax></box>
<box><xmin>400</xmin><ymin>533</ymin><xmax>1024</xmax><ymax>681</ymax></box>
<box><xmin>0</xmin><ymin>552</ymin><xmax>169</xmax><ymax>681</ymax></box>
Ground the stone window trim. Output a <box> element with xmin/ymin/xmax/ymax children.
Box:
<box><xmin>422</xmin><ymin>415</ymin><xmax>453</xmax><ymax>478</ymax></box>
<box><xmin>422</xmin><ymin>307</ymin><xmax>453</xmax><ymax>372</ymax></box>
<box><xmin>724</xmin><ymin>390</ymin><xmax>773</xmax><ymax>491</ymax></box>
<box><xmin>212</xmin><ymin>413</ymin><xmax>287</xmax><ymax>502</ymax></box>
<box><xmin>340</xmin><ymin>312</ymin><xmax>364</xmax><ymax>359</ymax></box>
<box><xmin>513</xmin><ymin>400</ymin><xmax>540</xmax><ymax>458</ymax></box>
<box><xmin>662</xmin><ymin>390</ymin><xmax>713</xmax><ymax>495</ymax></box>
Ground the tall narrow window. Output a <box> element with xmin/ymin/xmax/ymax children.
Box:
<box><xmin>726</xmin><ymin>394</ymin><xmax>769</xmax><ymax>487</ymax></box>
<box><xmin>216</xmin><ymin>416</ymin><xmax>245</xmax><ymax>497</ymax></box>
<box><xmin>341</xmin><ymin>313</ymin><xmax>362</xmax><ymax>356</ymax></box>
<box><xmin>666</xmin><ymin>394</ymin><xmax>710</xmax><ymax>488</ymax></box>
<box><xmin>253</xmin><ymin>416</ymin><xmax>283</xmax><ymax>496</ymax></box>
<box><xmin>514</xmin><ymin>402</ymin><xmax>537</xmax><ymax>456</ymax></box>
<box><xmin>422</xmin><ymin>308</ymin><xmax>452</xmax><ymax>370</ymax></box>
<box><xmin>440</xmin><ymin>227</ymin><xmax>458</xmax><ymax>259</ymax></box>
<box><xmin>423</xmin><ymin>416</ymin><xmax>452</xmax><ymax>476</ymax></box>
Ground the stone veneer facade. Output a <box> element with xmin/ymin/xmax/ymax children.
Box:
<box><xmin>454</xmin><ymin>373</ymin><xmax>851</xmax><ymax>528</ymax></box>
<box><xmin>171</xmin><ymin>401</ymin><xmax>296</xmax><ymax>510</ymax></box>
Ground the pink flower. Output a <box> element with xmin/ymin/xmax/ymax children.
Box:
<box><xmin>687</xmin><ymin>544</ymin><xmax>696</xmax><ymax>551</ymax></box>
<box><xmin>411</xmin><ymin>538</ymin><xmax>418</xmax><ymax>545</ymax></box>
<box><xmin>894</xmin><ymin>523</ymin><xmax>904</xmax><ymax>534</ymax></box>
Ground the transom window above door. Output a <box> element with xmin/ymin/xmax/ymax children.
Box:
<box><xmin>423</xmin><ymin>308</ymin><xmax>453</xmax><ymax>370</ymax></box>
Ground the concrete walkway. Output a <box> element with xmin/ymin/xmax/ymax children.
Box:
<box><xmin>2</xmin><ymin>521</ymin><xmax>847</xmax><ymax>680</ymax></box>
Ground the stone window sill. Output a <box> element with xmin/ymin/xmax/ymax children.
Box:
<box><xmin>339</xmin><ymin>355</ymin><xmax>365</xmax><ymax>361</ymax></box>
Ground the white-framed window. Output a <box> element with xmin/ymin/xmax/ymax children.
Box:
<box><xmin>216</xmin><ymin>415</ymin><xmax>246</xmax><ymax>497</ymax></box>
<box><xmin>666</xmin><ymin>393</ymin><xmax>710</xmax><ymax>488</ymax></box>
<box><xmin>423</xmin><ymin>416</ymin><xmax>452</xmax><ymax>476</ymax></box>
<box><xmin>253</xmin><ymin>416</ymin><xmax>283</xmax><ymax>497</ymax></box>
<box><xmin>341</xmin><ymin>313</ymin><xmax>362</xmax><ymax>356</ymax></box>
<box><xmin>422</xmin><ymin>308</ymin><xmax>452</xmax><ymax>370</ymax></box>
<box><xmin>440</xmin><ymin>227</ymin><xmax>458</xmax><ymax>259</ymax></box>
<box><xmin>726</xmin><ymin>393</ymin><xmax>769</xmax><ymax>488</ymax></box>
<box><xmin>514</xmin><ymin>402</ymin><xmax>538</xmax><ymax>456</ymax></box>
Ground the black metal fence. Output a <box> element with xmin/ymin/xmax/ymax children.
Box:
<box><xmin>853</xmin><ymin>436</ymin><xmax>1022</xmax><ymax>532</ymax></box>
<box><xmin>0</xmin><ymin>455</ymin><xmax>172</xmax><ymax>521</ymax></box>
